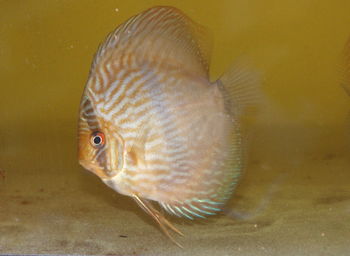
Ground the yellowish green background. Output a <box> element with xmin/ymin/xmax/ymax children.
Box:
<box><xmin>1</xmin><ymin>1</ymin><xmax>350</xmax><ymax>125</ymax></box>
<box><xmin>0</xmin><ymin>1</ymin><xmax>349</xmax><ymax>255</ymax></box>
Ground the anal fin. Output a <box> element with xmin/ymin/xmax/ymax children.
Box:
<box><xmin>132</xmin><ymin>195</ymin><xmax>184</xmax><ymax>248</ymax></box>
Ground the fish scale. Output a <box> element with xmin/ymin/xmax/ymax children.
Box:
<box><xmin>78</xmin><ymin>6</ymin><xmax>260</xmax><ymax>247</ymax></box>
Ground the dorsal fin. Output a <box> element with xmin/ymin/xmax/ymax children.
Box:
<box><xmin>91</xmin><ymin>6</ymin><xmax>212</xmax><ymax>78</ymax></box>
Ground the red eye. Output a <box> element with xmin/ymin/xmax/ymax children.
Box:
<box><xmin>91</xmin><ymin>132</ymin><xmax>105</xmax><ymax>147</ymax></box>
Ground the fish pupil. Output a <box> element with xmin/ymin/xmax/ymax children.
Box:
<box><xmin>93</xmin><ymin>136</ymin><xmax>102</xmax><ymax>145</ymax></box>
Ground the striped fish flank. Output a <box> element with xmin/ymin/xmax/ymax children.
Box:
<box><xmin>78</xmin><ymin>6</ymin><xmax>261</xmax><ymax>247</ymax></box>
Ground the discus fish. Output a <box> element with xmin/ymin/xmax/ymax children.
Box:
<box><xmin>78</xmin><ymin>6</ymin><xmax>260</xmax><ymax>247</ymax></box>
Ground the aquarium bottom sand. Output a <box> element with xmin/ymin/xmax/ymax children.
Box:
<box><xmin>0</xmin><ymin>124</ymin><xmax>349</xmax><ymax>255</ymax></box>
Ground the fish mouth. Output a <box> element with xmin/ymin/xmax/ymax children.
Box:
<box><xmin>79</xmin><ymin>160</ymin><xmax>117</xmax><ymax>179</ymax></box>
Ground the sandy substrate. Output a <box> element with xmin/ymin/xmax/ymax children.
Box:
<box><xmin>0</xmin><ymin>124</ymin><xmax>349</xmax><ymax>256</ymax></box>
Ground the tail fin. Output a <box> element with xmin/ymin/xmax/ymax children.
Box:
<box><xmin>216</xmin><ymin>61</ymin><xmax>265</xmax><ymax>178</ymax></box>
<box><xmin>217</xmin><ymin>60</ymin><xmax>264</xmax><ymax>124</ymax></box>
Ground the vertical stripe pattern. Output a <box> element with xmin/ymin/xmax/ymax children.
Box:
<box><xmin>78</xmin><ymin>6</ymin><xmax>243</xmax><ymax>220</ymax></box>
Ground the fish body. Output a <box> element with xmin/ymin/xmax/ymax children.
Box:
<box><xmin>78</xmin><ymin>6</ymin><xmax>259</xmax><ymax>245</ymax></box>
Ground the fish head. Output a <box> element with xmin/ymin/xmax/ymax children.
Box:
<box><xmin>78</xmin><ymin>96</ymin><xmax>124</xmax><ymax>180</ymax></box>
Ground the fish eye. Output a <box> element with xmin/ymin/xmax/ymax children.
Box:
<box><xmin>91</xmin><ymin>132</ymin><xmax>105</xmax><ymax>147</ymax></box>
